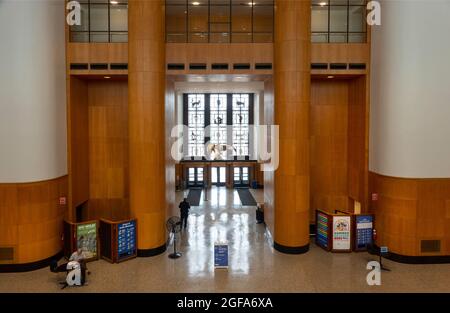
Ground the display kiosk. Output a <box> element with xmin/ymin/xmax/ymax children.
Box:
<box><xmin>315</xmin><ymin>210</ymin><xmax>352</xmax><ymax>253</ymax></box>
<box><xmin>99</xmin><ymin>219</ymin><xmax>137</xmax><ymax>263</ymax></box>
<box><xmin>353</xmin><ymin>214</ymin><xmax>374</xmax><ymax>251</ymax></box>
<box><xmin>315</xmin><ymin>210</ymin><xmax>374</xmax><ymax>253</ymax></box>
<box><xmin>63</xmin><ymin>220</ymin><xmax>99</xmax><ymax>261</ymax></box>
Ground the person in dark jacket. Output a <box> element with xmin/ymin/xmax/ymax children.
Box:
<box><xmin>179</xmin><ymin>198</ymin><xmax>191</xmax><ymax>230</ymax></box>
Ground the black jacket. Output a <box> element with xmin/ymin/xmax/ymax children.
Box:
<box><xmin>179</xmin><ymin>201</ymin><xmax>190</xmax><ymax>217</ymax></box>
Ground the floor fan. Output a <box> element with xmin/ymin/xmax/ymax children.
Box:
<box><xmin>166</xmin><ymin>216</ymin><xmax>182</xmax><ymax>259</ymax></box>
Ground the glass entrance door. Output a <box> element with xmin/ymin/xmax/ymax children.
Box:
<box><xmin>187</xmin><ymin>167</ymin><xmax>204</xmax><ymax>188</ymax></box>
<box><xmin>211</xmin><ymin>167</ymin><xmax>227</xmax><ymax>186</ymax></box>
<box><xmin>233</xmin><ymin>166</ymin><xmax>250</xmax><ymax>187</ymax></box>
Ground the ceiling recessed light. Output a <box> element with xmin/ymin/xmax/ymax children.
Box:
<box><xmin>248</xmin><ymin>2</ymin><xmax>254</xmax><ymax>6</ymax></box>
<box><xmin>192</xmin><ymin>1</ymin><xmax>200</xmax><ymax>5</ymax></box>
<box><xmin>110</xmin><ymin>0</ymin><xmax>119</xmax><ymax>5</ymax></box>
<box><xmin>319</xmin><ymin>1</ymin><xmax>327</xmax><ymax>6</ymax></box>
<box><xmin>327</xmin><ymin>75</ymin><xmax>334</xmax><ymax>79</ymax></box>
<box><xmin>104</xmin><ymin>76</ymin><xmax>111</xmax><ymax>79</ymax></box>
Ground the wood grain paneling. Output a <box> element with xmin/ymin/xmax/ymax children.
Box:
<box><xmin>370</xmin><ymin>172</ymin><xmax>450</xmax><ymax>256</ymax></box>
<box><xmin>311</xmin><ymin>43</ymin><xmax>370</xmax><ymax>65</ymax></box>
<box><xmin>273</xmin><ymin>0</ymin><xmax>311</xmax><ymax>250</ymax></box>
<box><xmin>310</xmin><ymin>76</ymin><xmax>368</xmax><ymax>221</ymax></box>
<box><xmin>128</xmin><ymin>0</ymin><xmax>167</xmax><ymax>251</ymax></box>
<box><xmin>87</xmin><ymin>80</ymin><xmax>129</xmax><ymax>221</ymax></box>
<box><xmin>310</xmin><ymin>79</ymin><xmax>349</xmax><ymax>219</ymax></box>
<box><xmin>348</xmin><ymin>76</ymin><xmax>369</xmax><ymax>211</ymax></box>
<box><xmin>175</xmin><ymin>163</ymin><xmax>183</xmax><ymax>189</ymax></box>
<box><xmin>68</xmin><ymin>77</ymin><xmax>89</xmax><ymax>219</ymax></box>
<box><xmin>0</xmin><ymin>176</ymin><xmax>67</xmax><ymax>264</ymax></box>
<box><xmin>68</xmin><ymin>43</ymin><xmax>128</xmax><ymax>75</ymax></box>
<box><xmin>166</xmin><ymin>43</ymin><xmax>273</xmax><ymax>74</ymax></box>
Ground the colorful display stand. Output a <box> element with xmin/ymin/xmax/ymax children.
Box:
<box><xmin>316</xmin><ymin>210</ymin><xmax>331</xmax><ymax>251</ymax></box>
<box><xmin>99</xmin><ymin>219</ymin><xmax>137</xmax><ymax>263</ymax></box>
<box><xmin>315</xmin><ymin>210</ymin><xmax>375</xmax><ymax>253</ymax></box>
<box><xmin>315</xmin><ymin>210</ymin><xmax>352</xmax><ymax>253</ymax></box>
<box><xmin>63</xmin><ymin>220</ymin><xmax>99</xmax><ymax>261</ymax></box>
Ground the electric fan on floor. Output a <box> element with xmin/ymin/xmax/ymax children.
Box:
<box><xmin>166</xmin><ymin>216</ymin><xmax>182</xmax><ymax>259</ymax></box>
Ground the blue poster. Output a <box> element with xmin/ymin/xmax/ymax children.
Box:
<box><xmin>117</xmin><ymin>220</ymin><xmax>136</xmax><ymax>260</ymax></box>
<box><xmin>214</xmin><ymin>244</ymin><xmax>228</xmax><ymax>268</ymax></box>
<box><xmin>355</xmin><ymin>215</ymin><xmax>373</xmax><ymax>250</ymax></box>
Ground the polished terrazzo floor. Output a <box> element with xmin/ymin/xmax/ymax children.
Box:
<box><xmin>1</xmin><ymin>187</ymin><xmax>450</xmax><ymax>293</ymax></box>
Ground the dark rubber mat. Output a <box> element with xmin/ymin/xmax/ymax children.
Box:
<box><xmin>187</xmin><ymin>188</ymin><xmax>202</xmax><ymax>206</ymax></box>
<box><xmin>237</xmin><ymin>188</ymin><xmax>257</xmax><ymax>206</ymax></box>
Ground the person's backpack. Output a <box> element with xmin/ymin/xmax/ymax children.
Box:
<box><xmin>49</xmin><ymin>260</ymin><xmax>58</xmax><ymax>272</ymax></box>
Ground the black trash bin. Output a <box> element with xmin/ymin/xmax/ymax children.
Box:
<box><xmin>256</xmin><ymin>204</ymin><xmax>264</xmax><ymax>224</ymax></box>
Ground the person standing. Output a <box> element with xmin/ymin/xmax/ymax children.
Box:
<box><xmin>179</xmin><ymin>198</ymin><xmax>191</xmax><ymax>230</ymax></box>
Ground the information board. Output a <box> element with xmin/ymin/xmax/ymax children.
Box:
<box><xmin>355</xmin><ymin>215</ymin><xmax>373</xmax><ymax>250</ymax></box>
<box><xmin>316</xmin><ymin>212</ymin><xmax>330</xmax><ymax>249</ymax></box>
<box><xmin>214</xmin><ymin>244</ymin><xmax>229</xmax><ymax>269</ymax></box>
<box><xmin>117</xmin><ymin>220</ymin><xmax>137</xmax><ymax>261</ymax></box>
<box><xmin>76</xmin><ymin>222</ymin><xmax>97</xmax><ymax>259</ymax></box>
<box><xmin>332</xmin><ymin>216</ymin><xmax>351</xmax><ymax>251</ymax></box>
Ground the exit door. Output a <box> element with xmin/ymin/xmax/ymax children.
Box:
<box><xmin>187</xmin><ymin>167</ymin><xmax>204</xmax><ymax>188</ymax></box>
<box><xmin>211</xmin><ymin>167</ymin><xmax>226</xmax><ymax>186</ymax></box>
<box><xmin>233</xmin><ymin>167</ymin><xmax>250</xmax><ymax>187</ymax></box>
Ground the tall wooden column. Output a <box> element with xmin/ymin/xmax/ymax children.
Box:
<box><xmin>273</xmin><ymin>0</ymin><xmax>311</xmax><ymax>253</ymax></box>
<box><xmin>128</xmin><ymin>0</ymin><xmax>166</xmax><ymax>256</ymax></box>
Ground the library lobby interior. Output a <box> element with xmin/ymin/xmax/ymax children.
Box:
<box><xmin>1</xmin><ymin>0</ymin><xmax>450</xmax><ymax>295</ymax></box>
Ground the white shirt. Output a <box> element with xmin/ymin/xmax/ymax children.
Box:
<box><xmin>69</xmin><ymin>251</ymin><xmax>85</xmax><ymax>262</ymax></box>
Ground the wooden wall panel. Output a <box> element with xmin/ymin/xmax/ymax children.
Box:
<box><xmin>311</xmin><ymin>43</ymin><xmax>370</xmax><ymax>65</ymax></box>
<box><xmin>348</xmin><ymin>76</ymin><xmax>369</xmax><ymax>211</ymax></box>
<box><xmin>68</xmin><ymin>77</ymin><xmax>89</xmax><ymax>218</ymax></box>
<box><xmin>0</xmin><ymin>176</ymin><xmax>67</xmax><ymax>264</ymax></box>
<box><xmin>175</xmin><ymin>163</ymin><xmax>183</xmax><ymax>189</ymax></box>
<box><xmin>255</xmin><ymin>162</ymin><xmax>264</xmax><ymax>187</ymax></box>
<box><xmin>370</xmin><ymin>172</ymin><xmax>450</xmax><ymax>256</ymax></box>
<box><xmin>87</xmin><ymin>80</ymin><xmax>129</xmax><ymax>221</ymax></box>
<box><xmin>310</xmin><ymin>80</ymin><xmax>349</xmax><ymax>220</ymax></box>
<box><xmin>67</xmin><ymin>43</ymin><xmax>128</xmax><ymax>76</ymax></box>
<box><xmin>310</xmin><ymin>76</ymin><xmax>368</xmax><ymax>221</ymax></box>
<box><xmin>166</xmin><ymin>43</ymin><xmax>273</xmax><ymax>74</ymax></box>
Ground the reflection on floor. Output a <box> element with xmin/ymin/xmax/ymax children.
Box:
<box><xmin>2</xmin><ymin>186</ymin><xmax>450</xmax><ymax>292</ymax></box>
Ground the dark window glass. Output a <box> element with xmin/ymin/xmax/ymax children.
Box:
<box><xmin>69</xmin><ymin>1</ymin><xmax>129</xmax><ymax>43</ymax></box>
<box><xmin>167</xmin><ymin>4</ymin><xmax>187</xmax><ymax>43</ymax></box>
<box><xmin>165</xmin><ymin>0</ymin><xmax>274</xmax><ymax>43</ymax></box>
<box><xmin>311</xmin><ymin>0</ymin><xmax>367</xmax><ymax>43</ymax></box>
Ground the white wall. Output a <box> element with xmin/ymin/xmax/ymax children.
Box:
<box><xmin>370</xmin><ymin>0</ymin><xmax>450</xmax><ymax>178</ymax></box>
<box><xmin>0</xmin><ymin>0</ymin><xmax>67</xmax><ymax>182</ymax></box>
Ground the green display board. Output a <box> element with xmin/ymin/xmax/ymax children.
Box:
<box><xmin>76</xmin><ymin>222</ymin><xmax>98</xmax><ymax>259</ymax></box>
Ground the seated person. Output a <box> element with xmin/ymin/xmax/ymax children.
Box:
<box><xmin>69</xmin><ymin>248</ymin><xmax>88</xmax><ymax>285</ymax></box>
<box><xmin>50</xmin><ymin>248</ymin><xmax>89</xmax><ymax>286</ymax></box>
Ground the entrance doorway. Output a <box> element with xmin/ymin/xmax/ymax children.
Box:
<box><xmin>233</xmin><ymin>166</ymin><xmax>250</xmax><ymax>187</ymax></box>
<box><xmin>211</xmin><ymin>166</ymin><xmax>227</xmax><ymax>186</ymax></box>
<box><xmin>187</xmin><ymin>167</ymin><xmax>204</xmax><ymax>188</ymax></box>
